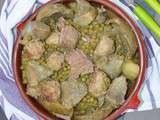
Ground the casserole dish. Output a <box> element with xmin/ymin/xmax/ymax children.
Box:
<box><xmin>13</xmin><ymin>0</ymin><xmax>147</xmax><ymax>119</ymax></box>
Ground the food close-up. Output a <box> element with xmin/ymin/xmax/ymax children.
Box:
<box><xmin>19</xmin><ymin>0</ymin><xmax>140</xmax><ymax>119</ymax></box>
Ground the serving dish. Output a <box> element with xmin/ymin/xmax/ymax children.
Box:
<box><xmin>13</xmin><ymin>0</ymin><xmax>147</xmax><ymax>120</ymax></box>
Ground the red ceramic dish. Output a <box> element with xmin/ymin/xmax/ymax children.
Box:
<box><xmin>13</xmin><ymin>0</ymin><xmax>147</xmax><ymax>120</ymax></box>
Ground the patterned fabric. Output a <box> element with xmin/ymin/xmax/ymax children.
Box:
<box><xmin>0</xmin><ymin>0</ymin><xmax>160</xmax><ymax>119</ymax></box>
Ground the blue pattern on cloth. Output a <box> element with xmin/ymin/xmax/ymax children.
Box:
<box><xmin>0</xmin><ymin>0</ymin><xmax>160</xmax><ymax>119</ymax></box>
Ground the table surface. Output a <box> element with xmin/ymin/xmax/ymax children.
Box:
<box><xmin>0</xmin><ymin>0</ymin><xmax>160</xmax><ymax>120</ymax></box>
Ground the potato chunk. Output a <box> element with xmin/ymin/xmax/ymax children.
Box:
<box><xmin>122</xmin><ymin>60</ymin><xmax>140</xmax><ymax>81</ymax></box>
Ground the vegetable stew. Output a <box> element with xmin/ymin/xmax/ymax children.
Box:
<box><xmin>20</xmin><ymin>0</ymin><xmax>140</xmax><ymax>119</ymax></box>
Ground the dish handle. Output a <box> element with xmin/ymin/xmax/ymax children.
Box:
<box><xmin>127</xmin><ymin>90</ymin><xmax>141</xmax><ymax>109</ymax></box>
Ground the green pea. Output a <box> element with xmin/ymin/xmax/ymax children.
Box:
<box><xmin>44</xmin><ymin>44</ymin><xmax>49</xmax><ymax>49</ymax></box>
<box><xmin>86</xmin><ymin>44</ymin><xmax>90</xmax><ymax>49</ymax></box>
<box><xmin>63</xmin><ymin>67</ymin><xmax>68</xmax><ymax>71</ymax></box>
<box><xmin>23</xmin><ymin>79</ymin><xmax>28</xmax><ymax>84</ymax></box>
<box><xmin>89</xmin><ymin>25</ymin><xmax>93</xmax><ymax>29</ymax></box>
<box><xmin>88</xmin><ymin>29</ymin><xmax>91</xmax><ymax>34</ymax></box>
<box><xmin>86</xmin><ymin>95</ymin><xmax>90</xmax><ymax>99</ymax></box>
<box><xmin>84</xmin><ymin>29</ymin><xmax>88</xmax><ymax>34</ymax></box>
<box><xmin>92</xmin><ymin>34</ymin><xmax>97</xmax><ymax>39</ymax></box>
<box><xmin>99</xmin><ymin>26</ymin><xmax>104</xmax><ymax>31</ymax></box>
<box><xmin>93</xmin><ymin>100</ymin><xmax>97</xmax><ymax>104</ymax></box>
<box><xmin>66</xmin><ymin>21</ymin><xmax>70</xmax><ymax>25</ymax></box>
<box><xmin>95</xmin><ymin>24</ymin><xmax>100</xmax><ymax>29</ymax></box>
<box><xmin>81</xmin><ymin>32</ymin><xmax>85</xmax><ymax>36</ymax></box>
<box><xmin>59</xmin><ymin>75</ymin><xmax>64</xmax><ymax>80</ymax></box>
<box><xmin>53</xmin><ymin>70</ymin><xmax>56</xmax><ymax>74</ymax></box>
<box><xmin>80</xmin><ymin>110</ymin><xmax>85</xmax><ymax>114</ymax></box>
<box><xmin>79</xmin><ymin>40</ymin><xmax>84</xmax><ymax>45</ymax></box>
<box><xmin>91</xmin><ymin>43</ymin><xmax>96</xmax><ymax>48</ymax></box>
<box><xmin>80</xmin><ymin>102</ymin><xmax>85</xmax><ymax>106</ymax></box>
<box><xmin>93</xmin><ymin>21</ymin><xmax>98</xmax><ymax>25</ymax></box>
<box><xmin>81</xmin><ymin>77</ymin><xmax>86</xmax><ymax>82</ymax></box>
